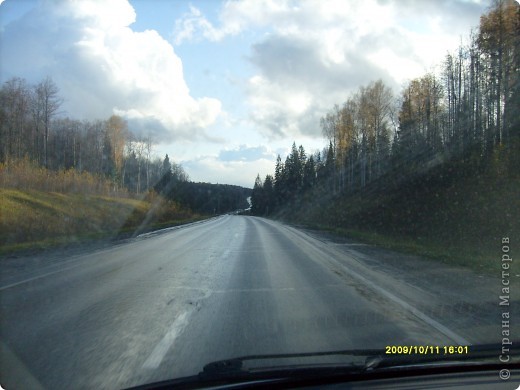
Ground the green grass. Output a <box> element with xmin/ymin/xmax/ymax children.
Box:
<box><xmin>0</xmin><ymin>188</ymin><xmax>205</xmax><ymax>254</ymax></box>
<box><xmin>322</xmin><ymin>225</ymin><xmax>495</xmax><ymax>272</ymax></box>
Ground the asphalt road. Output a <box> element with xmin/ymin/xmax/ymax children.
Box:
<box><xmin>0</xmin><ymin>215</ymin><xmax>508</xmax><ymax>389</ymax></box>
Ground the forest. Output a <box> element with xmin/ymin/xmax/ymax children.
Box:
<box><xmin>250</xmin><ymin>0</ymin><xmax>519</xmax><ymax>268</ymax></box>
<box><xmin>154</xmin><ymin>158</ymin><xmax>250</xmax><ymax>214</ymax></box>
<box><xmin>0</xmin><ymin>79</ymin><xmax>250</xmax><ymax>215</ymax></box>
<box><xmin>0</xmin><ymin>76</ymin><xmax>187</xmax><ymax>195</ymax></box>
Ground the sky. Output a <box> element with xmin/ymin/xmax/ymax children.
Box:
<box><xmin>0</xmin><ymin>0</ymin><xmax>492</xmax><ymax>187</ymax></box>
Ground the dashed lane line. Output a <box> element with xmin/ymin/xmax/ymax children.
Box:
<box><xmin>142</xmin><ymin>311</ymin><xmax>191</xmax><ymax>370</ymax></box>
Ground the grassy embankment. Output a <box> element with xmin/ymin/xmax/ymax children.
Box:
<box><xmin>0</xmin><ymin>189</ymin><xmax>205</xmax><ymax>254</ymax></box>
<box><xmin>0</xmin><ymin>161</ymin><xmax>205</xmax><ymax>254</ymax></box>
<box><xmin>279</xmin><ymin>143</ymin><xmax>519</xmax><ymax>273</ymax></box>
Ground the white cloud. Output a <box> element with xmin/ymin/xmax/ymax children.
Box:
<box><xmin>184</xmin><ymin>155</ymin><xmax>275</xmax><ymax>188</ymax></box>
<box><xmin>0</xmin><ymin>0</ymin><xmax>222</xmax><ymax>142</ymax></box>
<box><xmin>174</xmin><ymin>0</ymin><xmax>489</xmax><ymax>140</ymax></box>
<box><xmin>218</xmin><ymin>144</ymin><xmax>275</xmax><ymax>162</ymax></box>
<box><xmin>173</xmin><ymin>0</ymin><xmax>298</xmax><ymax>44</ymax></box>
<box><xmin>179</xmin><ymin>143</ymin><xmax>282</xmax><ymax>187</ymax></box>
<box><xmin>173</xmin><ymin>5</ymin><xmax>231</xmax><ymax>44</ymax></box>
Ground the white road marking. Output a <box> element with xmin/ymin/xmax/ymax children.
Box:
<box><xmin>282</xmin><ymin>223</ymin><xmax>472</xmax><ymax>345</ymax></box>
<box><xmin>334</xmin><ymin>260</ymin><xmax>471</xmax><ymax>345</ymax></box>
<box><xmin>142</xmin><ymin>311</ymin><xmax>191</xmax><ymax>370</ymax></box>
<box><xmin>0</xmin><ymin>262</ymin><xmax>85</xmax><ymax>291</ymax></box>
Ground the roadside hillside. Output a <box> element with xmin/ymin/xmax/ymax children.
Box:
<box><xmin>0</xmin><ymin>189</ymin><xmax>202</xmax><ymax>253</ymax></box>
<box><xmin>278</xmin><ymin>143</ymin><xmax>519</xmax><ymax>272</ymax></box>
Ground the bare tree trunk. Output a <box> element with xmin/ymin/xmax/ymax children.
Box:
<box><xmin>34</xmin><ymin>77</ymin><xmax>61</xmax><ymax>168</ymax></box>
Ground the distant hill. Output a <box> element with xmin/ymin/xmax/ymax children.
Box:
<box><xmin>161</xmin><ymin>180</ymin><xmax>251</xmax><ymax>215</ymax></box>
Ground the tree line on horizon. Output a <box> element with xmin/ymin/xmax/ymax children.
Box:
<box><xmin>153</xmin><ymin>155</ymin><xmax>250</xmax><ymax>214</ymax></box>
<box><xmin>251</xmin><ymin>0</ymin><xmax>519</xmax><ymax>216</ymax></box>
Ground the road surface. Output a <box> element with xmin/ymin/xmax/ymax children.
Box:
<box><xmin>0</xmin><ymin>215</ymin><xmax>509</xmax><ymax>389</ymax></box>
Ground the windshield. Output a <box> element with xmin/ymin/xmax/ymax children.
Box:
<box><xmin>0</xmin><ymin>0</ymin><xmax>518</xmax><ymax>389</ymax></box>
